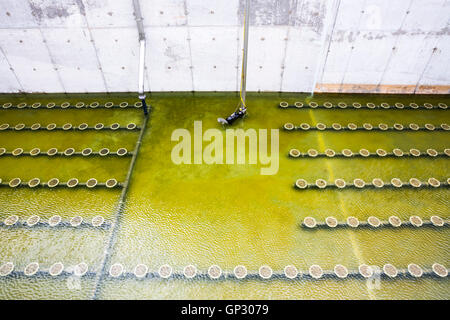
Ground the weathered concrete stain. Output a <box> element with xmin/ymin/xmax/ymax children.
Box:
<box><xmin>28</xmin><ymin>0</ymin><xmax>85</xmax><ymax>22</ymax></box>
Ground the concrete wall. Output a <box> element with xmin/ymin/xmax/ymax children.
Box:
<box><xmin>0</xmin><ymin>0</ymin><xmax>448</xmax><ymax>94</ymax></box>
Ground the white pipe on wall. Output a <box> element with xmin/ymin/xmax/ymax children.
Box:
<box><xmin>133</xmin><ymin>0</ymin><xmax>146</xmax><ymax>100</ymax></box>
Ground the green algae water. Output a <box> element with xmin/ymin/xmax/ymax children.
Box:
<box><xmin>0</xmin><ymin>92</ymin><xmax>449</xmax><ymax>299</ymax></box>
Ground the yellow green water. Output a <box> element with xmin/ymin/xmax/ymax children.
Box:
<box><xmin>0</xmin><ymin>92</ymin><xmax>449</xmax><ymax>300</ymax></box>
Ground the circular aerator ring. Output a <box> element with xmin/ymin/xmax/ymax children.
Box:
<box><xmin>380</xmin><ymin>103</ymin><xmax>390</xmax><ymax>109</ymax></box>
<box><xmin>432</xmin><ymin>263</ymin><xmax>448</xmax><ymax>277</ymax></box>
<box><xmin>134</xmin><ymin>101</ymin><xmax>142</xmax><ymax>108</ymax></box>
<box><xmin>159</xmin><ymin>265</ymin><xmax>173</xmax><ymax>278</ymax></box>
<box><xmin>335</xmin><ymin>179</ymin><xmax>346</xmax><ymax>189</ymax></box>
<box><xmin>31</xmin><ymin>123</ymin><xmax>41</xmax><ymax>130</ymax></box>
<box><xmin>315</xmin><ymin>179</ymin><xmax>327</xmax><ymax>189</ymax></box>
<box><xmin>325</xmin><ymin>216</ymin><xmax>338</xmax><ymax>228</ymax></box>
<box><xmin>12</xmin><ymin>148</ymin><xmax>23</xmax><ymax>156</ymax></box>
<box><xmin>15</xmin><ymin>123</ymin><xmax>25</xmax><ymax>130</ymax></box>
<box><xmin>91</xmin><ymin>216</ymin><xmax>105</xmax><ymax>227</ymax></box>
<box><xmin>353</xmin><ymin>178</ymin><xmax>365</xmax><ymax>188</ymax></box>
<box><xmin>363</xmin><ymin>123</ymin><xmax>373</xmax><ymax>130</ymax></box>
<box><xmin>24</xmin><ymin>262</ymin><xmax>39</xmax><ymax>276</ymax></box>
<box><xmin>303</xmin><ymin>217</ymin><xmax>317</xmax><ymax>228</ymax></box>
<box><xmin>47</xmin><ymin>148</ymin><xmax>58</xmax><ymax>156</ymax></box>
<box><xmin>2</xmin><ymin>103</ymin><xmax>12</xmax><ymax>109</ymax></box>
<box><xmin>105</xmin><ymin>102</ymin><xmax>114</xmax><ymax>108</ymax></box>
<box><xmin>106</xmin><ymin>179</ymin><xmax>118</xmax><ymax>188</ymax></box>
<box><xmin>424</xmin><ymin>124</ymin><xmax>435</xmax><ymax>131</ymax></box>
<box><xmin>407</xmin><ymin>263</ymin><xmax>423</xmax><ymax>277</ymax></box>
<box><xmin>47</xmin><ymin>123</ymin><xmax>57</xmax><ymax>131</ymax></box>
<box><xmin>438</xmin><ymin>103</ymin><xmax>448</xmax><ymax>109</ymax></box>
<box><xmin>279</xmin><ymin>101</ymin><xmax>289</xmax><ymax>108</ymax></box>
<box><xmin>94</xmin><ymin>123</ymin><xmax>104</xmax><ymax>130</ymax></box>
<box><xmin>60</xmin><ymin>102</ymin><xmax>70</xmax><ymax>109</ymax></box>
<box><xmin>99</xmin><ymin>148</ymin><xmax>110</xmax><ymax>156</ymax></box>
<box><xmin>383</xmin><ymin>264</ymin><xmax>398</xmax><ymax>278</ymax></box>
<box><xmin>324</xmin><ymin>102</ymin><xmax>333</xmax><ymax>108</ymax></box>
<box><xmin>430</xmin><ymin>215</ymin><xmax>444</xmax><ymax>227</ymax></box>
<box><xmin>9</xmin><ymin>178</ymin><xmax>21</xmax><ymax>188</ymax></box>
<box><xmin>299</xmin><ymin>123</ymin><xmax>310</xmax><ymax>130</ymax></box>
<box><xmin>409</xmin><ymin>103</ymin><xmax>419</xmax><ymax>109</ymax></box>
<box><xmin>0</xmin><ymin>262</ymin><xmax>14</xmax><ymax>276</ymax></box>
<box><xmin>409</xmin><ymin>148</ymin><xmax>421</xmax><ymax>157</ymax></box>
<box><xmin>289</xmin><ymin>149</ymin><xmax>301</xmax><ymax>158</ymax></box>
<box><xmin>4</xmin><ymin>215</ymin><xmax>19</xmax><ymax>226</ymax></box>
<box><xmin>67</xmin><ymin>178</ymin><xmax>79</xmax><ymax>188</ymax></box>
<box><xmin>49</xmin><ymin>215</ymin><xmax>62</xmax><ymax>227</ymax></box>
<box><xmin>359</xmin><ymin>264</ymin><xmax>374</xmax><ymax>278</ymax></box>
<box><xmin>284</xmin><ymin>265</ymin><xmax>299</xmax><ymax>279</ymax></box>
<box><xmin>346</xmin><ymin>216</ymin><xmax>359</xmax><ymax>228</ymax></box>
<box><xmin>116</xmin><ymin>148</ymin><xmax>128</xmax><ymax>156</ymax></box>
<box><xmin>17</xmin><ymin>103</ymin><xmax>27</xmax><ymax>109</ymax></box>
<box><xmin>347</xmin><ymin>123</ymin><xmax>357</xmax><ymax>130</ymax></box>
<box><xmin>376</xmin><ymin>149</ymin><xmax>387</xmax><ymax>157</ymax></box>
<box><xmin>394</xmin><ymin>103</ymin><xmax>404</xmax><ymax>109</ymax></box>
<box><xmin>441</xmin><ymin>123</ymin><xmax>450</xmax><ymax>131</ymax></box>
<box><xmin>75</xmin><ymin>102</ymin><xmax>85</xmax><ymax>108</ymax></box>
<box><xmin>70</xmin><ymin>216</ymin><xmax>83</xmax><ymax>227</ymax></box>
<box><xmin>409</xmin><ymin>216</ymin><xmax>423</xmax><ymax>227</ymax></box>
<box><xmin>423</xmin><ymin>103</ymin><xmax>433</xmax><ymax>109</ymax></box>
<box><xmin>428</xmin><ymin>177</ymin><xmax>440</xmax><ymax>187</ymax></box>
<box><xmin>81</xmin><ymin>148</ymin><xmax>92</xmax><ymax>156</ymax></box>
<box><xmin>445</xmin><ymin>149</ymin><xmax>450</xmax><ymax>157</ymax></box>
<box><xmin>259</xmin><ymin>265</ymin><xmax>273</xmax><ymax>279</ymax></box>
<box><xmin>294</xmin><ymin>102</ymin><xmax>303</xmax><ymax>108</ymax></box>
<box><xmin>183</xmin><ymin>265</ymin><xmax>197</xmax><ymax>278</ymax></box>
<box><xmin>0</xmin><ymin>124</ymin><xmax>9</xmax><ymax>131</ymax></box>
<box><xmin>309</xmin><ymin>102</ymin><xmax>318</xmax><ymax>108</ymax></box>
<box><xmin>378</xmin><ymin>123</ymin><xmax>388</xmax><ymax>131</ymax></box>
<box><xmin>426</xmin><ymin>149</ymin><xmax>438</xmax><ymax>157</ymax></box>
<box><xmin>296</xmin><ymin>179</ymin><xmax>308</xmax><ymax>189</ymax></box>
<box><xmin>393</xmin><ymin>123</ymin><xmax>404</xmax><ymax>131</ymax></box>
<box><xmin>391</xmin><ymin>178</ymin><xmax>403</xmax><ymax>188</ymax></box>
<box><xmin>109</xmin><ymin>263</ymin><xmax>124</xmax><ymax>277</ymax></box>
<box><xmin>110</xmin><ymin>123</ymin><xmax>120</xmax><ymax>130</ymax></box>
<box><xmin>47</xmin><ymin>178</ymin><xmax>59</xmax><ymax>188</ymax></box>
<box><xmin>309</xmin><ymin>265</ymin><xmax>323</xmax><ymax>279</ymax></box>
<box><xmin>409</xmin><ymin>123</ymin><xmax>419</xmax><ymax>131</ymax></box>
<box><xmin>0</xmin><ymin>148</ymin><xmax>5</xmax><ymax>156</ymax></box>
<box><xmin>119</xmin><ymin>102</ymin><xmax>129</xmax><ymax>108</ymax></box>
<box><xmin>409</xmin><ymin>178</ymin><xmax>422</xmax><ymax>188</ymax></box>
<box><xmin>325</xmin><ymin>149</ymin><xmax>336</xmax><ymax>157</ymax></box>
<box><xmin>283</xmin><ymin>123</ymin><xmax>294</xmax><ymax>131</ymax></box>
<box><xmin>86</xmin><ymin>178</ymin><xmax>98</xmax><ymax>188</ymax></box>
<box><xmin>208</xmin><ymin>265</ymin><xmax>222</xmax><ymax>279</ymax></box>
<box><xmin>367</xmin><ymin>216</ymin><xmax>381</xmax><ymax>228</ymax></box>
<box><xmin>332</xmin><ymin>123</ymin><xmax>342</xmax><ymax>130</ymax></box>
<box><xmin>342</xmin><ymin>149</ymin><xmax>353</xmax><ymax>157</ymax></box>
<box><xmin>27</xmin><ymin>215</ymin><xmax>40</xmax><ymax>226</ymax></box>
<box><xmin>28</xmin><ymin>178</ymin><xmax>40</xmax><ymax>188</ymax></box>
<box><xmin>337</xmin><ymin>102</ymin><xmax>347</xmax><ymax>108</ymax></box>
<box><xmin>388</xmin><ymin>216</ymin><xmax>402</xmax><ymax>227</ymax></box>
<box><xmin>78</xmin><ymin>123</ymin><xmax>88</xmax><ymax>130</ymax></box>
<box><xmin>49</xmin><ymin>262</ymin><xmax>64</xmax><ymax>276</ymax></box>
<box><xmin>366</xmin><ymin>102</ymin><xmax>376</xmax><ymax>109</ymax></box>
<box><xmin>74</xmin><ymin>263</ymin><xmax>88</xmax><ymax>277</ymax></box>
<box><xmin>234</xmin><ymin>265</ymin><xmax>247</xmax><ymax>279</ymax></box>
<box><xmin>334</xmin><ymin>264</ymin><xmax>348</xmax><ymax>279</ymax></box>
<box><xmin>46</xmin><ymin>102</ymin><xmax>56</xmax><ymax>108</ymax></box>
<box><xmin>359</xmin><ymin>149</ymin><xmax>370</xmax><ymax>157</ymax></box>
<box><xmin>393</xmin><ymin>148</ymin><xmax>404</xmax><ymax>157</ymax></box>
<box><xmin>89</xmin><ymin>102</ymin><xmax>100</xmax><ymax>108</ymax></box>
<box><xmin>127</xmin><ymin>123</ymin><xmax>137</xmax><ymax>130</ymax></box>
<box><xmin>62</xmin><ymin>123</ymin><xmax>72</xmax><ymax>130</ymax></box>
<box><xmin>307</xmin><ymin>149</ymin><xmax>318</xmax><ymax>157</ymax></box>
<box><xmin>64</xmin><ymin>148</ymin><xmax>75</xmax><ymax>156</ymax></box>
<box><xmin>352</xmin><ymin>102</ymin><xmax>362</xmax><ymax>109</ymax></box>
<box><xmin>134</xmin><ymin>264</ymin><xmax>148</xmax><ymax>278</ymax></box>
<box><xmin>316</xmin><ymin>123</ymin><xmax>326</xmax><ymax>130</ymax></box>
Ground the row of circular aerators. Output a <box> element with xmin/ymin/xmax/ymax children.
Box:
<box><xmin>0</xmin><ymin>122</ymin><xmax>138</xmax><ymax>131</ymax></box>
<box><xmin>1</xmin><ymin>101</ymin><xmax>142</xmax><ymax>109</ymax></box>
<box><xmin>289</xmin><ymin>148</ymin><xmax>449</xmax><ymax>158</ymax></box>
<box><xmin>283</xmin><ymin>122</ymin><xmax>450</xmax><ymax>131</ymax></box>
<box><xmin>295</xmin><ymin>177</ymin><xmax>448</xmax><ymax>189</ymax></box>
<box><xmin>279</xmin><ymin>101</ymin><xmax>448</xmax><ymax>110</ymax></box>
<box><xmin>0</xmin><ymin>262</ymin><xmax>447</xmax><ymax>280</ymax></box>
<box><xmin>1</xmin><ymin>214</ymin><xmax>106</xmax><ymax>228</ymax></box>
<box><xmin>1</xmin><ymin>177</ymin><xmax>120</xmax><ymax>188</ymax></box>
<box><xmin>302</xmin><ymin>215</ymin><xmax>446</xmax><ymax>229</ymax></box>
<box><xmin>0</xmin><ymin>147</ymin><xmax>129</xmax><ymax>157</ymax></box>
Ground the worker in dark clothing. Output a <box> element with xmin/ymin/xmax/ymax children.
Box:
<box><xmin>217</xmin><ymin>106</ymin><xmax>247</xmax><ymax>125</ymax></box>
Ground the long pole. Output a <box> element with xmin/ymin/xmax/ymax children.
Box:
<box><xmin>133</xmin><ymin>0</ymin><xmax>148</xmax><ymax>115</ymax></box>
<box><xmin>240</xmin><ymin>0</ymin><xmax>250</xmax><ymax>107</ymax></box>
